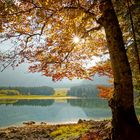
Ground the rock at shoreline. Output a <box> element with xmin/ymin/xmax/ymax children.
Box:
<box><xmin>23</xmin><ymin>121</ymin><xmax>35</xmax><ymax>125</ymax></box>
<box><xmin>77</xmin><ymin>119</ymin><xmax>86</xmax><ymax>124</ymax></box>
<box><xmin>40</xmin><ymin>122</ymin><xmax>47</xmax><ymax>125</ymax></box>
<box><xmin>0</xmin><ymin>120</ymin><xmax>111</xmax><ymax>140</ymax></box>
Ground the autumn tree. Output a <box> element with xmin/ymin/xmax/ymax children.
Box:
<box><xmin>0</xmin><ymin>0</ymin><xmax>140</xmax><ymax>139</ymax></box>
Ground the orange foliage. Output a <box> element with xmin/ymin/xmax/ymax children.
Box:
<box><xmin>97</xmin><ymin>85</ymin><xmax>113</xmax><ymax>99</ymax></box>
<box><xmin>88</xmin><ymin>60</ymin><xmax>113</xmax><ymax>78</ymax></box>
<box><xmin>0</xmin><ymin>0</ymin><xmax>113</xmax><ymax>83</ymax></box>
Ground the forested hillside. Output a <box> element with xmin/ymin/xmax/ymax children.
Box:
<box><xmin>0</xmin><ymin>86</ymin><xmax>54</xmax><ymax>96</ymax></box>
<box><xmin>0</xmin><ymin>90</ymin><xmax>20</xmax><ymax>95</ymax></box>
<box><xmin>68</xmin><ymin>85</ymin><xmax>100</xmax><ymax>98</ymax></box>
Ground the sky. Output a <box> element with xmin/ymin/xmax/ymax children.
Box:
<box><xmin>0</xmin><ymin>63</ymin><xmax>81</xmax><ymax>87</ymax></box>
<box><xmin>0</xmin><ymin>63</ymin><xmax>109</xmax><ymax>88</ymax></box>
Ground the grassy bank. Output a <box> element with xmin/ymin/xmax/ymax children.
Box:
<box><xmin>0</xmin><ymin>95</ymin><xmax>78</xmax><ymax>100</ymax></box>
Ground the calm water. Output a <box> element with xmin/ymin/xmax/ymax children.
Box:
<box><xmin>0</xmin><ymin>98</ymin><xmax>139</xmax><ymax>128</ymax></box>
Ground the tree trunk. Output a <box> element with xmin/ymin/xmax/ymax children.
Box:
<box><xmin>98</xmin><ymin>0</ymin><xmax>140</xmax><ymax>140</ymax></box>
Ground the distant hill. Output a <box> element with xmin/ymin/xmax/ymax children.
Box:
<box><xmin>0</xmin><ymin>86</ymin><xmax>54</xmax><ymax>96</ymax></box>
<box><xmin>52</xmin><ymin>74</ymin><xmax>110</xmax><ymax>88</ymax></box>
<box><xmin>81</xmin><ymin>74</ymin><xmax>110</xmax><ymax>86</ymax></box>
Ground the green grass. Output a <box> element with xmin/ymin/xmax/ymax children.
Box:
<box><xmin>50</xmin><ymin>123</ymin><xmax>91</xmax><ymax>140</ymax></box>
<box><xmin>53</xmin><ymin>88</ymin><xmax>68</xmax><ymax>97</ymax></box>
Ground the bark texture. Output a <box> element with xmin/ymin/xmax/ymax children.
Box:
<box><xmin>98</xmin><ymin>0</ymin><xmax>140</xmax><ymax>140</ymax></box>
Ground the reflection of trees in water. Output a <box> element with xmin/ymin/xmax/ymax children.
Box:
<box><xmin>0</xmin><ymin>99</ymin><xmax>54</xmax><ymax>106</ymax></box>
<box><xmin>82</xmin><ymin>108</ymin><xmax>111</xmax><ymax>118</ymax></box>
<box><xmin>67</xmin><ymin>98</ymin><xmax>108</xmax><ymax>108</ymax></box>
<box><xmin>14</xmin><ymin>99</ymin><xmax>54</xmax><ymax>106</ymax></box>
<box><xmin>68</xmin><ymin>99</ymin><xmax>111</xmax><ymax>118</ymax></box>
<box><xmin>0</xmin><ymin>99</ymin><xmax>18</xmax><ymax>105</ymax></box>
<box><xmin>55</xmin><ymin>99</ymin><xmax>67</xmax><ymax>103</ymax></box>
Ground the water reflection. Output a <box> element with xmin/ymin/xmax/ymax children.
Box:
<box><xmin>0</xmin><ymin>99</ymin><xmax>54</xmax><ymax>106</ymax></box>
<box><xmin>68</xmin><ymin>98</ymin><xmax>111</xmax><ymax>118</ymax></box>
<box><xmin>68</xmin><ymin>98</ymin><xmax>108</xmax><ymax>108</ymax></box>
<box><xmin>0</xmin><ymin>98</ymin><xmax>109</xmax><ymax>108</ymax></box>
<box><xmin>0</xmin><ymin>99</ymin><xmax>139</xmax><ymax>128</ymax></box>
<box><xmin>14</xmin><ymin>99</ymin><xmax>54</xmax><ymax>106</ymax></box>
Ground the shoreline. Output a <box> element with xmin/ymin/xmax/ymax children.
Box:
<box><xmin>0</xmin><ymin>118</ymin><xmax>111</xmax><ymax>129</ymax></box>
<box><xmin>0</xmin><ymin>95</ymin><xmax>80</xmax><ymax>100</ymax></box>
<box><xmin>0</xmin><ymin>119</ymin><xmax>112</xmax><ymax>140</ymax></box>
<box><xmin>0</xmin><ymin>121</ymin><xmax>79</xmax><ymax>129</ymax></box>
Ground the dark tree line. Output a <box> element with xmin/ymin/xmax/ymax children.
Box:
<box><xmin>0</xmin><ymin>86</ymin><xmax>55</xmax><ymax>95</ymax></box>
<box><xmin>68</xmin><ymin>84</ymin><xmax>100</xmax><ymax>98</ymax></box>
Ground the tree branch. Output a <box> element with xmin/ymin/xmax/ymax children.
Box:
<box><xmin>86</xmin><ymin>25</ymin><xmax>102</xmax><ymax>33</ymax></box>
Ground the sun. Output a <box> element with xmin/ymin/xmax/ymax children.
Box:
<box><xmin>73</xmin><ymin>36</ymin><xmax>80</xmax><ymax>44</ymax></box>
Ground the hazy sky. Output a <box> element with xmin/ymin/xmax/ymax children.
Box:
<box><xmin>0</xmin><ymin>63</ymin><xmax>84</xmax><ymax>87</ymax></box>
<box><xmin>0</xmin><ymin>63</ymin><xmax>109</xmax><ymax>87</ymax></box>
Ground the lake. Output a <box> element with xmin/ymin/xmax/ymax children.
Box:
<box><xmin>0</xmin><ymin>98</ymin><xmax>139</xmax><ymax>128</ymax></box>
